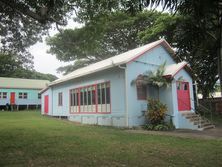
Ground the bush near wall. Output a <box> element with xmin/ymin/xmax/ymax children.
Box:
<box><xmin>144</xmin><ymin>98</ymin><xmax>174</xmax><ymax>131</ymax></box>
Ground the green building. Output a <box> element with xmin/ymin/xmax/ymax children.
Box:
<box><xmin>0</xmin><ymin>77</ymin><xmax>49</xmax><ymax>110</ymax></box>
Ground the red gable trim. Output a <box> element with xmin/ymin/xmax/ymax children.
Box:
<box><xmin>163</xmin><ymin>63</ymin><xmax>192</xmax><ymax>79</ymax></box>
<box><xmin>127</xmin><ymin>39</ymin><xmax>175</xmax><ymax>64</ymax></box>
<box><xmin>171</xmin><ymin>63</ymin><xmax>188</xmax><ymax>78</ymax></box>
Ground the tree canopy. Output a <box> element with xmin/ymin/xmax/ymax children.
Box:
<box><xmin>1</xmin><ymin>0</ymin><xmax>221</xmax><ymax>97</ymax></box>
<box><xmin>0</xmin><ymin>53</ymin><xmax>57</xmax><ymax>81</ymax></box>
<box><xmin>142</xmin><ymin>0</ymin><xmax>221</xmax><ymax>97</ymax></box>
<box><xmin>0</xmin><ymin>0</ymin><xmax>74</xmax><ymax>69</ymax></box>
<box><xmin>47</xmin><ymin>11</ymin><xmax>179</xmax><ymax>74</ymax></box>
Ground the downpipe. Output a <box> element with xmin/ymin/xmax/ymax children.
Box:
<box><xmin>118</xmin><ymin>65</ymin><xmax>129</xmax><ymax>127</ymax></box>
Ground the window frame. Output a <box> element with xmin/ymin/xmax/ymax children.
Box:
<box><xmin>58</xmin><ymin>92</ymin><xmax>63</xmax><ymax>106</ymax></box>
<box><xmin>136</xmin><ymin>85</ymin><xmax>147</xmax><ymax>100</ymax></box>
<box><xmin>18</xmin><ymin>92</ymin><xmax>28</xmax><ymax>99</ymax></box>
<box><xmin>69</xmin><ymin>81</ymin><xmax>111</xmax><ymax>114</ymax></box>
<box><xmin>0</xmin><ymin>92</ymin><xmax>7</xmax><ymax>99</ymax></box>
<box><xmin>38</xmin><ymin>93</ymin><xmax>41</xmax><ymax>99</ymax></box>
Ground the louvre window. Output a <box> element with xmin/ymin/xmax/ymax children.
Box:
<box><xmin>70</xmin><ymin>82</ymin><xmax>110</xmax><ymax>113</ymax></box>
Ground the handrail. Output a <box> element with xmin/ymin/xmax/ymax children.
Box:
<box><xmin>190</xmin><ymin>98</ymin><xmax>213</xmax><ymax>122</ymax></box>
<box><xmin>177</xmin><ymin>97</ymin><xmax>213</xmax><ymax>127</ymax></box>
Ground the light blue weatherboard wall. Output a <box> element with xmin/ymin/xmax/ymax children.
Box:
<box><xmin>126</xmin><ymin>46</ymin><xmax>177</xmax><ymax>126</ymax></box>
<box><xmin>43</xmin><ymin>67</ymin><xmax>127</xmax><ymax>126</ymax></box>
<box><xmin>0</xmin><ymin>88</ymin><xmax>41</xmax><ymax>106</ymax></box>
<box><xmin>124</xmin><ymin>45</ymin><xmax>194</xmax><ymax>128</ymax></box>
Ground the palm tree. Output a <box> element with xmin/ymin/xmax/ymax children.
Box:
<box><xmin>145</xmin><ymin>62</ymin><xmax>171</xmax><ymax>99</ymax></box>
<box><xmin>132</xmin><ymin>62</ymin><xmax>171</xmax><ymax>99</ymax></box>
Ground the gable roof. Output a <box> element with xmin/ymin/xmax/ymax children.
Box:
<box><xmin>0</xmin><ymin>77</ymin><xmax>50</xmax><ymax>89</ymax></box>
<box><xmin>50</xmin><ymin>39</ymin><xmax>175</xmax><ymax>86</ymax></box>
<box><xmin>163</xmin><ymin>61</ymin><xmax>188</xmax><ymax>78</ymax></box>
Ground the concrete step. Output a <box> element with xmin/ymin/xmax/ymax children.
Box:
<box><xmin>193</xmin><ymin>120</ymin><xmax>208</xmax><ymax>125</ymax></box>
<box><xmin>182</xmin><ymin>112</ymin><xmax>198</xmax><ymax>117</ymax></box>
<box><xmin>181</xmin><ymin>111</ymin><xmax>215</xmax><ymax>131</ymax></box>
<box><xmin>181</xmin><ymin>112</ymin><xmax>196</xmax><ymax>116</ymax></box>
<box><xmin>189</xmin><ymin>117</ymin><xmax>203</xmax><ymax>122</ymax></box>
<box><xmin>199</xmin><ymin>124</ymin><xmax>215</xmax><ymax>130</ymax></box>
<box><xmin>185</xmin><ymin>115</ymin><xmax>200</xmax><ymax>119</ymax></box>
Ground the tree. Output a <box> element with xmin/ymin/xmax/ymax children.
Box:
<box><xmin>0</xmin><ymin>53</ymin><xmax>57</xmax><ymax>81</ymax></box>
<box><xmin>77</xmin><ymin>0</ymin><xmax>221</xmax><ymax>98</ymax></box>
<box><xmin>0</xmin><ymin>0</ymin><xmax>75</xmax><ymax>69</ymax></box>
<box><xmin>47</xmin><ymin>10</ymin><xmax>174</xmax><ymax>74</ymax></box>
<box><xmin>139</xmin><ymin>0</ymin><xmax>221</xmax><ymax>97</ymax></box>
<box><xmin>139</xmin><ymin>14</ymin><xmax>219</xmax><ymax>98</ymax></box>
<box><xmin>10</xmin><ymin>69</ymin><xmax>58</xmax><ymax>81</ymax></box>
<box><xmin>0</xmin><ymin>53</ymin><xmax>22</xmax><ymax>76</ymax></box>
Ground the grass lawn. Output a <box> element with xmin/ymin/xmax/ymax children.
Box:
<box><xmin>0</xmin><ymin>111</ymin><xmax>221</xmax><ymax>167</ymax></box>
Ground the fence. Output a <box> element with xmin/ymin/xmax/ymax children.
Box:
<box><xmin>199</xmin><ymin>97</ymin><xmax>222</xmax><ymax>114</ymax></box>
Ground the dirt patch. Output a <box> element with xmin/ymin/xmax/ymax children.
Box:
<box><xmin>126</xmin><ymin>127</ymin><xmax>222</xmax><ymax>140</ymax></box>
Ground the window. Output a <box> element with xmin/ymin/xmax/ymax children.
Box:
<box><xmin>70</xmin><ymin>89</ymin><xmax>80</xmax><ymax>112</ymax></box>
<box><xmin>58</xmin><ymin>92</ymin><xmax>63</xmax><ymax>106</ymax></box>
<box><xmin>70</xmin><ymin>82</ymin><xmax>110</xmax><ymax>113</ymax></box>
<box><xmin>177</xmin><ymin>82</ymin><xmax>189</xmax><ymax>91</ymax></box>
<box><xmin>184</xmin><ymin>83</ymin><xmax>188</xmax><ymax>90</ymax></box>
<box><xmin>24</xmin><ymin>93</ymin><xmax>27</xmax><ymax>99</ymax></box>
<box><xmin>38</xmin><ymin>93</ymin><xmax>41</xmax><ymax>99</ymax></box>
<box><xmin>19</xmin><ymin>92</ymin><xmax>28</xmax><ymax>99</ymax></box>
<box><xmin>0</xmin><ymin>92</ymin><xmax>7</xmax><ymax>99</ymax></box>
<box><xmin>97</xmin><ymin>82</ymin><xmax>110</xmax><ymax>112</ymax></box>
<box><xmin>177</xmin><ymin>82</ymin><xmax>181</xmax><ymax>90</ymax></box>
<box><xmin>137</xmin><ymin>85</ymin><xmax>147</xmax><ymax>100</ymax></box>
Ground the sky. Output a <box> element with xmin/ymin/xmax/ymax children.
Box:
<box><xmin>29</xmin><ymin>19</ymin><xmax>81</xmax><ymax>78</ymax></box>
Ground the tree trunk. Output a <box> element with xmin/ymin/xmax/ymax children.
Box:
<box><xmin>219</xmin><ymin>1</ymin><xmax>222</xmax><ymax>96</ymax></box>
<box><xmin>220</xmin><ymin>27</ymin><xmax>222</xmax><ymax>96</ymax></box>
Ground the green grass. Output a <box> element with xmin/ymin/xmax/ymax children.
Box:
<box><xmin>0</xmin><ymin>111</ymin><xmax>221</xmax><ymax>167</ymax></box>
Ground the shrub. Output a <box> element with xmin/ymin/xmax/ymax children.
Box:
<box><xmin>153</xmin><ymin>124</ymin><xmax>169</xmax><ymax>131</ymax></box>
<box><xmin>143</xmin><ymin>123</ymin><xmax>174</xmax><ymax>131</ymax></box>
<box><xmin>145</xmin><ymin>98</ymin><xmax>167</xmax><ymax>125</ymax></box>
<box><xmin>143</xmin><ymin>124</ymin><xmax>154</xmax><ymax>130</ymax></box>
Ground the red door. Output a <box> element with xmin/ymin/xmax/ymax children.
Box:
<box><xmin>44</xmin><ymin>95</ymin><xmax>49</xmax><ymax>114</ymax></box>
<box><xmin>10</xmin><ymin>92</ymin><xmax>15</xmax><ymax>105</ymax></box>
<box><xmin>177</xmin><ymin>81</ymin><xmax>191</xmax><ymax>111</ymax></box>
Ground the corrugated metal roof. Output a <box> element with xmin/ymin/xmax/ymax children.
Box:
<box><xmin>163</xmin><ymin>61</ymin><xmax>188</xmax><ymax>77</ymax></box>
<box><xmin>0</xmin><ymin>77</ymin><xmax>50</xmax><ymax>89</ymax></box>
<box><xmin>50</xmin><ymin>39</ymin><xmax>174</xmax><ymax>86</ymax></box>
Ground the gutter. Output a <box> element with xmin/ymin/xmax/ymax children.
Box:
<box><xmin>118</xmin><ymin>64</ymin><xmax>129</xmax><ymax>127</ymax></box>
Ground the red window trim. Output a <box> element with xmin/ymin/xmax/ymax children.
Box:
<box><xmin>69</xmin><ymin>81</ymin><xmax>111</xmax><ymax>114</ymax></box>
